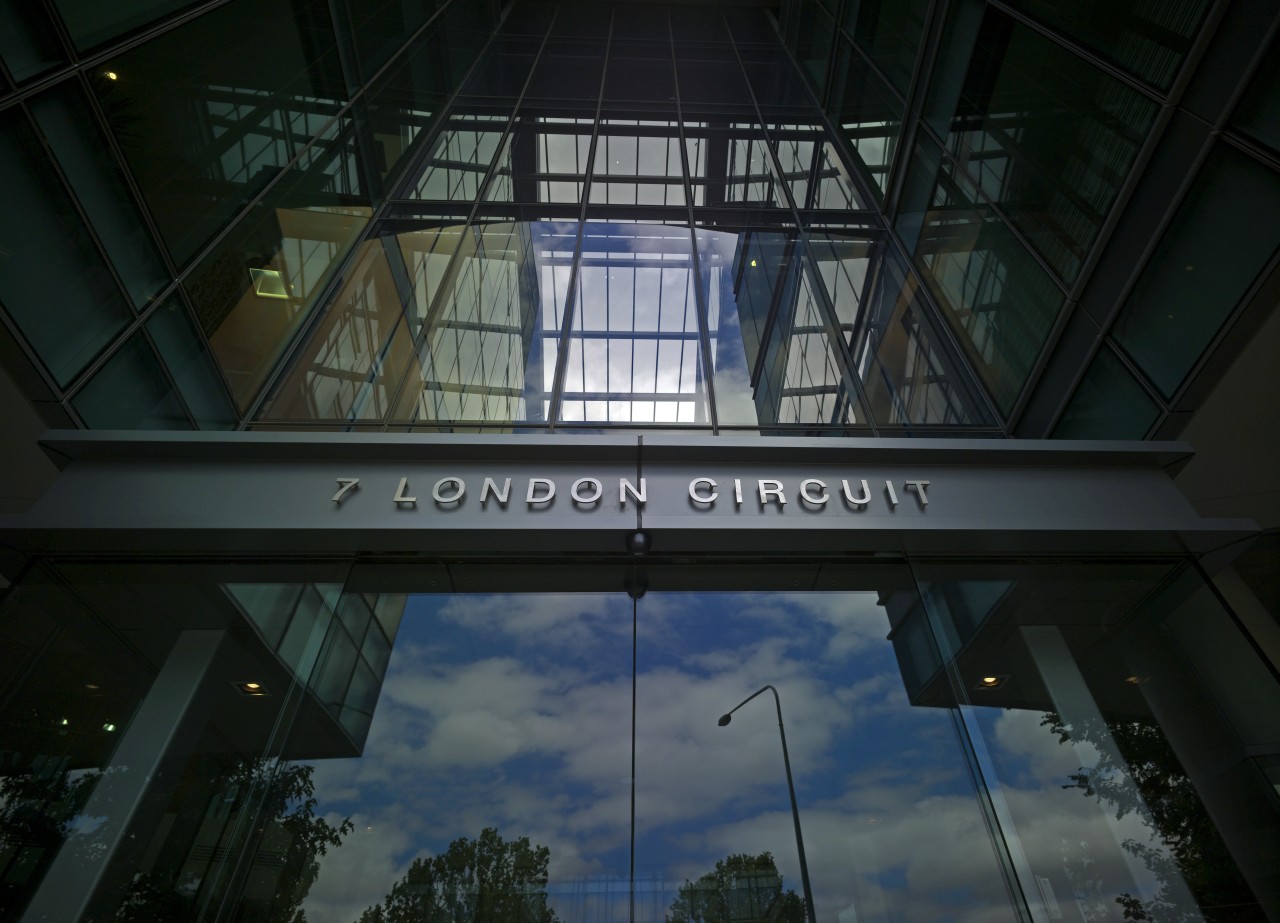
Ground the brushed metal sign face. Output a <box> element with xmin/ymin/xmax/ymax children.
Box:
<box><xmin>330</xmin><ymin>475</ymin><xmax>931</xmax><ymax>512</ymax></box>
<box><xmin>4</xmin><ymin>432</ymin><xmax>1248</xmax><ymax>557</ymax></box>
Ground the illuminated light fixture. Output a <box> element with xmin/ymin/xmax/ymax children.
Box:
<box><xmin>84</xmin><ymin>683</ymin><xmax>100</xmax><ymax>690</ymax></box>
<box><xmin>1125</xmin><ymin>675</ymin><xmax>1148</xmax><ymax>685</ymax></box>
<box><xmin>236</xmin><ymin>681</ymin><xmax>269</xmax><ymax>697</ymax></box>
<box><xmin>102</xmin><ymin>722</ymin><xmax>116</xmax><ymax>732</ymax></box>
<box><xmin>976</xmin><ymin>675</ymin><xmax>1007</xmax><ymax>689</ymax></box>
<box><xmin>249</xmin><ymin>267</ymin><xmax>290</xmax><ymax>299</ymax></box>
<box><xmin>104</xmin><ymin>71</ymin><xmax>118</xmax><ymax>81</ymax></box>
<box><xmin>750</xmin><ymin>259</ymin><xmax>757</xmax><ymax>267</ymax></box>
<box><xmin>59</xmin><ymin>718</ymin><xmax>69</xmax><ymax>726</ymax></box>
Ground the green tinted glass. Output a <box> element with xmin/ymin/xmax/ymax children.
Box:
<box><xmin>1113</xmin><ymin>146</ymin><xmax>1280</xmax><ymax>398</ymax></box>
<box><xmin>1053</xmin><ymin>345</ymin><xmax>1160</xmax><ymax>439</ymax></box>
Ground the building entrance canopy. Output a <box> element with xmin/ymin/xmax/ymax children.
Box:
<box><xmin>0</xmin><ymin>432</ymin><xmax>1255</xmax><ymax>561</ymax></box>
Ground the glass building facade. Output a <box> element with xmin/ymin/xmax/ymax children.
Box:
<box><xmin>0</xmin><ymin>0</ymin><xmax>1277</xmax><ymax>921</ymax></box>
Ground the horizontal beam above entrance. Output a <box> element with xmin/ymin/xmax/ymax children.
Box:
<box><xmin>0</xmin><ymin>432</ymin><xmax>1256</xmax><ymax>560</ymax></box>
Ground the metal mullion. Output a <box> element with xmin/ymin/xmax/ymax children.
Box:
<box><xmin>671</xmin><ymin>15</ymin><xmax>720</xmax><ymax>431</ymax></box>
<box><xmin>546</xmin><ymin>6</ymin><xmax>615</xmax><ymax>429</ymax></box>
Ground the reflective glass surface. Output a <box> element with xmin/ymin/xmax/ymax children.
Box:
<box><xmin>924</xmin><ymin>8</ymin><xmax>1158</xmax><ymax>285</ymax></box>
<box><xmin>72</xmin><ymin>331</ymin><xmax>192</xmax><ymax>429</ymax></box>
<box><xmin>1002</xmin><ymin>0</ymin><xmax>1211</xmax><ymax>90</ymax></box>
<box><xmin>1112</xmin><ymin>146</ymin><xmax>1280</xmax><ymax>399</ymax></box>
<box><xmin>96</xmin><ymin>0</ymin><xmax>351</xmax><ymax>266</ymax></box>
<box><xmin>261</xmin><ymin>240</ymin><xmax>414</xmax><ymax>422</ymax></box>
<box><xmin>392</xmin><ymin>221</ymin><xmax>577</xmax><ymax>426</ymax></box>
<box><xmin>902</xmin><ymin>143</ymin><xmax>1064</xmax><ymax>417</ymax></box>
<box><xmin>1053</xmin><ymin>345</ymin><xmax>1159</xmax><ymax>439</ymax></box>
<box><xmin>0</xmin><ymin>108</ymin><xmax>134</xmax><ymax>386</ymax></box>
<box><xmin>7</xmin><ymin>557</ymin><xmax>1270</xmax><ymax>921</ymax></box>
<box><xmin>561</xmin><ymin>223</ymin><xmax>707</xmax><ymax>424</ymax></box>
<box><xmin>913</xmin><ymin>561</ymin><xmax>1278</xmax><ymax>922</ymax></box>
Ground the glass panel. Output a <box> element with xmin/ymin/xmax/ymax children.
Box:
<box><xmin>1054</xmin><ymin>345</ymin><xmax>1160</xmax><ymax>438</ymax></box>
<box><xmin>757</xmin><ymin>264</ymin><xmax>862</xmax><ymax>427</ymax></box>
<box><xmin>72</xmin><ymin>331</ymin><xmax>191</xmax><ymax>429</ymax></box>
<box><xmin>186</xmin><ymin>193</ymin><xmax>372</xmax><ymax>410</ymax></box>
<box><xmin>603</xmin><ymin>43</ymin><xmax>675</xmax><ymax>104</ymax></box>
<box><xmin>812</xmin><ymin>236</ymin><xmax>989</xmax><ymax>426</ymax></box>
<box><xmin>842</xmin><ymin>0</ymin><xmax>930</xmax><ymax>96</ymax></box>
<box><xmin>792</xmin><ymin>2</ymin><xmax>834</xmax><ymax>93</ymax></box>
<box><xmin>360</xmin><ymin>25</ymin><xmax>450</xmax><ymax>184</ymax></box>
<box><xmin>298</xmin><ymin>590</ymin><xmax>631</xmax><ymax>922</ymax></box>
<box><xmin>768</xmin><ymin>123</ymin><xmax>821</xmax><ymax>210</ymax></box>
<box><xmin>686</xmin><ymin>125</ymin><xmax>786</xmax><ymax>208</ymax></box>
<box><xmin>903</xmin><ymin>141</ymin><xmax>1065</xmax><ymax>417</ymax></box>
<box><xmin>525</xmin><ymin>42</ymin><xmax>605</xmax><ymax>104</ymax></box>
<box><xmin>50</xmin><ymin>0</ymin><xmax>200</xmax><ymax>51</ymax></box>
<box><xmin>1003</xmin><ymin>0</ymin><xmax>1211</xmax><ymax>90</ymax></box>
<box><xmin>341</xmin><ymin>0</ymin><xmax>445</xmax><ymax>81</ymax></box>
<box><xmin>29</xmin><ymin>81</ymin><xmax>170</xmax><ymax>309</ymax></box>
<box><xmin>96</xmin><ymin>0</ymin><xmax>351</xmax><ymax>267</ymax></box>
<box><xmin>638</xmin><ymin>581</ymin><xmax>1015</xmax><ymax>921</ymax></box>
<box><xmin>827</xmin><ymin>44</ymin><xmax>903</xmax><ymax>199</ymax></box>
<box><xmin>694</xmin><ymin>225</ymin><xmax>789</xmax><ymax>427</ymax></box>
<box><xmin>590</xmin><ymin>129</ymin><xmax>685</xmax><ymax>207</ymax></box>
<box><xmin>560</xmin><ymin>223</ymin><xmax>709</xmax><ymax>425</ymax></box>
<box><xmin>456</xmin><ymin>38</ymin><xmax>541</xmax><ymax>100</ymax></box>
<box><xmin>675</xmin><ymin>46</ymin><xmax>754</xmax><ymax>112</ymax></box>
<box><xmin>914</xmin><ymin>561</ymin><xmax>1279</xmax><ymax>922</ymax></box>
<box><xmin>0</xmin><ymin>0</ymin><xmax>67</xmax><ymax>82</ymax></box>
<box><xmin>259</xmin><ymin>239</ymin><xmax>413</xmax><ymax>422</ymax></box>
<box><xmin>1232</xmin><ymin>45</ymin><xmax>1280</xmax><ymax>154</ymax></box>
<box><xmin>146</xmin><ymin>296</ymin><xmax>239</xmax><ymax>429</ymax></box>
<box><xmin>739</xmin><ymin>49</ymin><xmax>814</xmax><ymax>112</ymax></box>
<box><xmin>926</xmin><ymin>10</ymin><xmax>1159</xmax><ymax>285</ymax></box>
<box><xmin>1112</xmin><ymin>146</ymin><xmax>1280</xmax><ymax>399</ymax></box>
<box><xmin>0</xmin><ymin>109</ymin><xmax>133</xmax><ymax>386</ymax></box>
<box><xmin>484</xmin><ymin>116</ymin><xmax>591</xmax><ymax>204</ymax></box>
<box><xmin>393</xmin><ymin>221</ymin><xmax>576</xmax><ymax>426</ymax></box>
<box><xmin>407</xmin><ymin>112</ymin><xmax>506</xmax><ymax>201</ymax></box>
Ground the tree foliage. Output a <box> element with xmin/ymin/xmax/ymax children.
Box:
<box><xmin>1042</xmin><ymin>711</ymin><xmax>1258</xmax><ymax>922</ymax></box>
<box><xmin>665</xmin><ymin>852</ymin><xmax>806</xmax><ymax>923</ymax></box>
<box><xmin>356</xmin><ymin>826</ymin><xmax>560</xmax><ymax>923</ymax></box>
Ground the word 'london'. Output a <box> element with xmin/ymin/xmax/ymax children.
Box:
<box><xmin>331</xmin><ymin>476</ymin><xmax>931</xmax><ymax>510</ymax></box>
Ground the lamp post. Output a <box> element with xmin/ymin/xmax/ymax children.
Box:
<box><xmin>718</xmin><ymin>685</ymin><xmax>817</xmax><ymax>923</ymax></box>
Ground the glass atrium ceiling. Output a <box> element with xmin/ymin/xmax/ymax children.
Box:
<box><xmin>242</xmin><ymin>4</ymin><xmax>993</xmax><ymax>433</ymax></box>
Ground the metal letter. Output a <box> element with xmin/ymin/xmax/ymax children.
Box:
<box><xmin>758</xmin><ymin>479</ymin><xmax>787</xmax><ymax>506</ymax></box>
<box><xmin>480</xmin><ymin>477</ymin><xmax>511</xmax><ymax>505</ymax></box>
<box><xmin>689</xmin><ymin>478</ymin><xmax>718</xmax><ymax>504</ymax></box>
<box><xmin>393</xmin><ymin>477</ymin><xmax>417</xmax><ymax>505</ymax></box>
<box><xmin>734</xmin><ymin>478</ymin><xmax>744</xmax><ymax>505</ymax></box>
<box><xmin>527</xmin><ymin>478</ymin><xmax>556</xmax><ymax>504</ymax></box>
<box><xmin>433</xmin><ymin>477</ymin><xmax>465</xmax><ymax>504</ymax></box>
<box><xmin>841</xmin><ymin>479</ymin><xmax>871</xmax><ymax>506</ymax></box>
<box><xmin>799</xmin><ymin>479</ymin><xmax>828</xmax><ymax>505</ymax></box>
<box><xmin>620</xmin><ymin>478</ymin><xmax>647</xmax><ymax>507</ymax></box>
<box><xmin>904</xmin><ymin>479</ymin><xmax>930</xmax><ymax>508</ymax></box>
<box><xmin>886</xmin><ymin>479</ymin><xmax>899</xmax><ymax>507</ymax></box>
<box><xmin>572</xmin><ymin>477</ymin><xmax>603</xmax><ymax>504</ymax></box>
<box><xmin>332</xmin><ymin>477</ymin><xmax>360</xmax><ymax>504</ymax></box>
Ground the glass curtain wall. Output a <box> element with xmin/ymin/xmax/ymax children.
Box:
<box><xmin>0</xmin><ymin>0</ymin><xmax>498</xmax><ymax>430</ymax></box>
<box><xmin>783</xmin><ymin>0</ymin><xmax>1280</xmax><ymax>437</ymax></box>
<box><xmin>252</xmin><ymin>2</ymin><xmax>994</xmax><ymax>435</ymax></box>
<box><xmin>2</xmin><ymin>556</ymin><xmax>1276</xmax><ymax>922</ymax></box>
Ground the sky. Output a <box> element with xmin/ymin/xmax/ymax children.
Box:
<box><xmin>295</xmin><ymin>585</ymin><xmax>1191</xmax><ymax>923</ymax></box>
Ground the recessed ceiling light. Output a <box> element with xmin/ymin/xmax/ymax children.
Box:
<box><xmin>104</xmin><ymin>71</ymin><xmax>118</xmax><ymax>81</ymax></box>
<box><xmin>235</xmin><ymin>681</ymin><xmax>269</xmax><ymax>696</ymax></box>
<box><xmin>976</xmin><ymin>675</ymin><xmax>1007</xmax><ymax>689</ymax></box>
<box><xmin>84</xmin><ymin>683</ymin><xmax>100</xmax><ymax>690</ymax></box>
<box><xmin>1124</xmin><ymin>675</ymin><xmax>1148</xmax><ymax>685</ymax></box>
<box><xmin>102</xmin><ymin>722</ymin><xmax>116</xmax><ymax>732</ymax></box>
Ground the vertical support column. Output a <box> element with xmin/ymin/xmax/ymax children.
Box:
<box><xmin>21</xmin><ymin>629</ymin><xmax>225</xmax><ymax>923</ymax></box>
